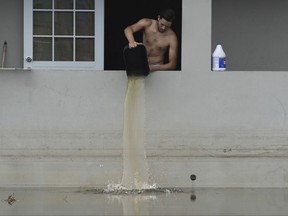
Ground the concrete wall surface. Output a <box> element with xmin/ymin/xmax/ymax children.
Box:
<box><xmin>0</xmin><ymin>0</ymin><xmax>288</xmax><ymax>188</ymax></box>
<box><xmin>212</xmin><ymin>0</ymin><xmax>288</xmax><ymax>71</ymax></box>
<box><xmin>0</xmin><ymin>0</ymin><xmax>23</xmax><ymax>68</ymax></box>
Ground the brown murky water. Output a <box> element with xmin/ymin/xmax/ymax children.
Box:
<box><xmin>1</xmin><ymin>187</ymin><xmax>288</xmax><ymax>215</ymax></box>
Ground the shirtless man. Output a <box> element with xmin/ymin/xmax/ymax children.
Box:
<box><xmin>124</xmin><ymin>8</ymin><xmax>178</xmax><ymax>72</ymax></box>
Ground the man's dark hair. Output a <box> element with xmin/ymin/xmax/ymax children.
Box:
<box><xmin>159</xmin><ymin>8</ymin><xmax>176</xmax><ymax>22</ymax></box>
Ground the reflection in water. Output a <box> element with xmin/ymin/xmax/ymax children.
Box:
<box><xmin>1</xmin><ymin>188</ymin><xmax>288</xmax><ymax>215</ymax></box>
<box><xmin>102</xmin><ymin>187</ymin><xmax>185</xmax><ymax>216</ymax></box>
<box><xmin>121</xmin><ymin>195</ymin><xmax>151</xmax><ymax>216</ymax></box>
<box><xmin>108</xmin><ymin>194</ymin><xmax>154</xmax><ymax>216</ymax></box>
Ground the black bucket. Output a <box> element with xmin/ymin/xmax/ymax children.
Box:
<box><xmin>123</xmin><ymin>44</ymin><xmax>150</xmax><ymax>77</ymax></box>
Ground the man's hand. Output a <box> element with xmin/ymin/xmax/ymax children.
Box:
<box><xmin>149</xmin><ymin>64</ymin><xmax>161</xmax><ymax>72</ymax></box>
<box><xmin>128</xmin><ymin>42</ymin><xmax>143</xmax><ymax>49</ymax></box>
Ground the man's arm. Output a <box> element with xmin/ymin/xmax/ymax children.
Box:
<box><xmin>149</xmin><ymin>34</ymin><xmax>178</xmax><ymax>71</ymax></box>
<box><xmin>124</xmin><ymin>18</ymin><xmax>152</xmax><ymax>48</ymax></box>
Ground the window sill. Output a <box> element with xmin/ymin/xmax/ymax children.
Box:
<box><xmin>0</xmin><ymin>68</ymin><xmax>32</xmax><ymax>71</ymax></box>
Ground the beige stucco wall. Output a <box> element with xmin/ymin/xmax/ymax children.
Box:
<box><xmin>0</xmin><ymin>0</ymin><xmax>287</xmax><ymax>188</ymax></box>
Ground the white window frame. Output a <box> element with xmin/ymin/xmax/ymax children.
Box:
<box><xmin>23</xmin><ymin>0</ymin><xmax>104</xmax><ymax>70</ymax></box>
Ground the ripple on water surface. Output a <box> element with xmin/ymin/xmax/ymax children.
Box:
<box><xmin>83</xmin><ymin>184</ymin><xmax>186</xmax><ymax>195</ymax></box>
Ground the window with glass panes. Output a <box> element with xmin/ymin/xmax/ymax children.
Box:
<box><xmin>24</xmin><ymin>0</ymin><xmax>104</xmax><ymax>69</ymax></box>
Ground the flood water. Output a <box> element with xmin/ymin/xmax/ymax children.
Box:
<box><xmin>1</xmin><ymin>187</ymin><xmax>288</xmax><ymax>215</ymax></box>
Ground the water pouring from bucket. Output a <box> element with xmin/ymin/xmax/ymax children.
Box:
<box><xmin>120</xmin><ymin>44</ymin><xmax>150</xmax><ymax>189</ymax></box>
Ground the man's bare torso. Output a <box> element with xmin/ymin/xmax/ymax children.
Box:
<box><xmin>143</xmin><ymin>19</ymin><xmax>175</xmax><ymax>65</ymax></box>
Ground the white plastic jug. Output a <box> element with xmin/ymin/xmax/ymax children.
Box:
<box><xmin>212</xmin><ymin>44</ymin><xmax>226</xmax><ymax>71</ymax></box>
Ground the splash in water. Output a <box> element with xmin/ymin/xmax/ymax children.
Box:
<box><xmin>103</xmin><ymin>183</ymin><xmax>160</xmax><ymax>194</ymax></box>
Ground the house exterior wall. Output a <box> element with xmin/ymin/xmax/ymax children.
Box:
<box><xmin>0</xmin><ymin>0</ymin><xmax>23</xmax><ymax>68</ymax></box>
<box><xmin>212</xmin><ymin>0</ymin><xmax>288</xmax><ymax>71</ymax></box>
<box><xmin>0</xmin><ymin>0</ymin><xmax>287</xmax><ymax>188</ymax></box>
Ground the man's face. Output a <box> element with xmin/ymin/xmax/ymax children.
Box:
<box><xmin>157</xmin><ymin>17</ymin><xmax>172</xmax><ymax>33</ymax></box>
